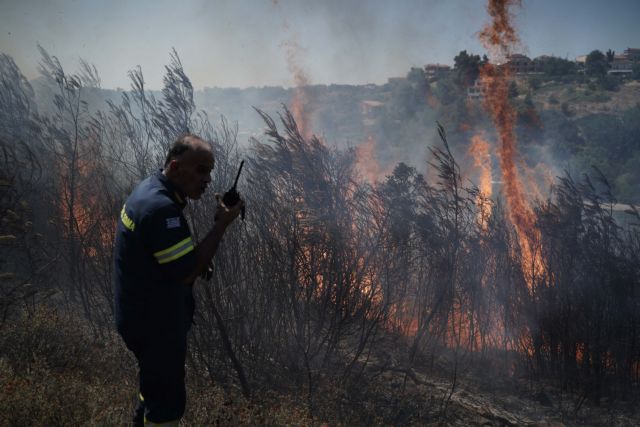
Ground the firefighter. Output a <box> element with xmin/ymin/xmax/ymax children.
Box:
<box><xmin>113</xmin><ymin>134</ymin><xmax>243</xmax><ymax>426</ymax></box>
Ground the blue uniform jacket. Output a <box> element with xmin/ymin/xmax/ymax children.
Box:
<box><xmin>114</xmin><ymin>171</ymin><xmax>197</xmax><ymax>340</ymax></box>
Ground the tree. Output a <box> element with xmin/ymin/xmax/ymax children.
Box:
<box><xmin>586</xmin><ymin>50</ymin><xmax>609</xmax><ymax>78</ymax></box>
<box><xmin>453</xmin><ymin>50</ymin><xmax>482</xmax><ymax>88</ymax></box>
<box><xmin>539</xmin><ymin>56</ymin><xmax>576</xmax><ymax>77</ymax></box>
<box><xmin>406</xmin><ymin>66</ymin><xmax>426</xmax><ymax>87</ymax></box>
<box><xmin>606</xmin><ymin>49</ymin><xmax>615</xmax><ymax>63</ymax></box>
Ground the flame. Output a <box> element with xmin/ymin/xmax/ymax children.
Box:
<box><xmin>468</xmin><ymin>134</ymin><xmax>493</xmax><ymax>228</ymax></box>
<box><xmin>284</xmin><ymin>38</ymin><xmax>314</xmax><ymax>141</ymax></box>
<box><xmin>272</xmin><ymin>0</ymin><xmax>315</xmax><ymax>141</ymax></box>
<box><xmin>479</xmin><ymin>0</ymin><xmax>544</xmax><ymax>289</ymax></box>
<box><xmin>356</xmin><ymin>136</ymin><xmax>382</xmax><ymax>185</ymax></box>
<box><xmin>57</xmin><ymin>148</ymin><xmax>112</xmax><ymax>258</ymax></box>
<box><xmin>426</xmin><ymin>92</ymin><xmax>439</xmax><ymax>109</ymax></box>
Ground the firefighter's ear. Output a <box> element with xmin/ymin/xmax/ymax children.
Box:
<box><xmin>166</xmin><ymin>158</ymin><xmax>181</xmax><ymax>174</ymax></box>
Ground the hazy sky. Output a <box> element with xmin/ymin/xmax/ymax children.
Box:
<box><xmin>1</xmin><ymin>0</ymin><xmax>639</xmax><ymax>89</ymax></box>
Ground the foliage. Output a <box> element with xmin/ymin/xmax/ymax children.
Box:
<box><xmin>539</xmin><ymin>56</ymin><xmax>577</xmax><ymax>77</ymax></box>
<box><xmin>574</xmin><ymin>107</ymin><xmax>640</xmax><ymax>202</ymax></box>
<box><xmin>0</xmin><ymin>306</ymin><xmax>133</xmax><ymax>426</ymax></box>
<box><xmin>529</xmin><ymin>76</ymin><xmax>542</xmax><ymax>91</ymax></box>
<box><xmin>586</xmin><ymin>50</ymin><xmax>609</xmax><ymax>78</ymax></box>
<box><xmin>606</xmin><ymin>49</ymin><xmax>616</xmax><ymax>63</ymax></box>
<box><xmin>0</xmin><ymin>54</ymin><xmax>49</xmax><ymax>325</ymax></box>
<box><xmin>453</xmin><ymin>50</ymin><xmax>483</xmax><ymax>88</ymax></box>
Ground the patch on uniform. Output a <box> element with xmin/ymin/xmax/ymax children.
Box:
<box><xmin>166</xmin><ymin>217</ymin><xmax>181</xmax><ymax>229</ymax></box>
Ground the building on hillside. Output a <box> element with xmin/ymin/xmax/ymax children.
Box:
<box><xmin>361</xmin><ymin>100</ymin><xmax>385</xmax><ymax>125</ymax></box>
<box><xmin>574</xmin><ymin>55</ymin><xmax>587</xmax><ymax>73</ymax></box>
<box><xmin>608</xmin><ymin>57</ymin><xmax>634</xmax><ymax>75</ymax></box>
<box><xmin>507</xmin><ymin>54</ymin><xmax>535</xmax><ymax>74</ymax></box>
<box><xmin>575</xmin><ymin>55</ymin><xmax>587</xmax><ymax>64</ymax></box>
<box><xmin>623</xmin><ymin>48</ymin><xmax>640</xmax><ymax>62</ymax></box>
<box><xmin>532</xmin><ymin>55</ymin><xmax>552</xmax><ymax>67</ymax></box>
<box><xmin>424</xmin><ymin>64</ymin><xmax>451</xmax><ymax>78</ymax></box>
<box><xmin>467</xmin><ymin>79</ymin><xmax>487</xmax><ymax>100</ymax></box>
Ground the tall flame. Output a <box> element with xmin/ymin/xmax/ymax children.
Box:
<box><xmin>272</xmin><ymin>0</ymin><xmax>315</xmax><ymax>141</ymax></box>
<box><xmin>469</xmin><ymin>134</ymin><xmax>493</xmax><ymax>227</ymax></box>
<box><xmin>284</xmin><ymin>38</ymin><xmax>313</xmax><ymax>140</ymax></box>
<box><xmin>356</xmin><ymin>135</ymin><xmax>382</xmax><ymax>185</ymax></box>
<box><xmin>479</xmin><ymin>0</ymin><xmax>544</xmax><ymax>288</ymax></box>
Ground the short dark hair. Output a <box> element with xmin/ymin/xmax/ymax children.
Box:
<box><xmin>164</xmin><ymin>134</ymin><xmax>206</xmax><ymax>167</ymax></box>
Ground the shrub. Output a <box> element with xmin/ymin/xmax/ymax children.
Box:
<box><xmin>0</xmin><ymin>306</ymin><xmax>135</xmax><ymax>425</ymax></box>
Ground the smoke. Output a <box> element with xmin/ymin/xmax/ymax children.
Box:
<box><xmin>272</xmin><ymin>0</ymin><xmax>316</xmax><ymax>141</ymax></box>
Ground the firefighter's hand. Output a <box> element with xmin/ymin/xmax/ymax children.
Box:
<box><xmin>214</xmin><ymin>193</ymin><xmax>244</xmax><ymax>227</ymax></box>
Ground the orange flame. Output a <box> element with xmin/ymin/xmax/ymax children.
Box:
<box><xmin>468</xmin><ymin>134</ymin><xmax>493</xmax><ymax>228</ymax></box>
<box><xmin>57</xmin><ymin>149</ymin><xmax>112</xmax><ymax>258</ymax></box>
<box><xmin>356</xmin><ymin>136</ymin><xmax>382</xmax><ymax>185</ymax></box>
<box><xmin>479</xmin><ymin>0</ymin><xmax>544</xmax><ymax>289</ymax></box>
<box><xmin>284</xmin><ymin>39</ymin><xmax>314</xmax><ymax>141</ymax></box>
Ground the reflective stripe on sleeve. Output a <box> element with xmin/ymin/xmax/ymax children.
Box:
<box><xmin>153</xmin><ymin>237</ymin><xmax>194</xmax><ymax>264</ymax></box>
<box><xmin>121</xmin><ymin>205</ymin><xmax>135</xmax><ymax>231</ymax></box>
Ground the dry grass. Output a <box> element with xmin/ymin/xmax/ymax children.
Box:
<box><xmin>0</xmin><ymin>306</ymin><xmax>332</xmax><ymax>426</ymax></box>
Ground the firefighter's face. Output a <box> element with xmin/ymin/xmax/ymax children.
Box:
<box><xmin>170</xmin><ymin>147</ymin><xmax>214</xmax><ymax>200</ymax></box>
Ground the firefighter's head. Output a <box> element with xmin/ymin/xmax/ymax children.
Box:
<box><xmin>163</xmin><ymin>134</ymin><xmax>214</xmax><ymax>200</ymax></box>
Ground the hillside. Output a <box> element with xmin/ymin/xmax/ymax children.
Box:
<box><xmin>192</xmin><ymin>77</ymin><xmax>640</xmax><ymax>203</ymax></box>
<box><xmin>529</xmin><ymin>79</ymin><xmax>640</xmax><ymax>117</ymax></box>
<box><xmin>29</xmin><ymin>66</ymin><xmax>640</xmax><ymax>204</ymax></box>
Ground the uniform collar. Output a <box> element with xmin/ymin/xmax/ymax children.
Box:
<box><xmin>155</xmin><ymin>169</ymin><xmax>187</xmax><ymax>209</ymax></box>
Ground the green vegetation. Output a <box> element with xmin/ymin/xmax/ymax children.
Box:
<box><xmin>586</xmin><ymin>50</ymin><xmax>609</xmax><ymax>78</ymax></box>
<box><xmin>453</xmin><ymin>50</ymin><xmax>486</xmax><ymax>88</ymax></box>
<box><xmin>537</xmin><ymin>56</ymin><xmax>577</xmax><ymax>77</ymax></box>
<box><xmin>573</xmin><ymin>106</ymin><xmax>640</xmax><ymax>202</ymax></box>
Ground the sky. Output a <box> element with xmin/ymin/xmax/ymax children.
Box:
<box><xmin>1</xmin><ymin>0</ymin><xmax>639</xmax><ymax>90</ymax></box>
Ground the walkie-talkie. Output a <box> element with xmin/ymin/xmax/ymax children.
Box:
<box><xmin>222</xmin><ymin>160</ymin><xmax>245</xmax><ymax>220</ymax></box>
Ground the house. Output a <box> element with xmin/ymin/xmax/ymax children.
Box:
<box><xmin>609</xmin><ymin>57</ymin><xmax>634</xmax><ymax>75</ymax></box>
<box><xmin>506</xmin><ymin>54</ymin><xmax>535</xmax><ymax>74</ymax></box>
<box><xmin>623</xmin><ymin>48</ymin><xmax>640</xmax><ymax>62</ymax></box>
<box><xmin>424</xmin><ymin>64</ymin><xmax>451</xmax><ymax>78</ymax></box>
<box><xmin>467</xmin><ymin>79</ymin><xmax>487</xmax><ymax>100</ymax></box>
<box><xmin>361</xmin><ymin>100</ymin><xmax>385</xmax><ymax>117</ymax></box>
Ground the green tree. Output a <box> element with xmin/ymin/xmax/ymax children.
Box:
<box><xmin>605</xmin><ymin>49</ymin><xmax>615</xmax><ymax>63</ymax></box>
<box><xmin>406</xmin><ymin>66</ymin><xmax>426</xmax><ymax>87</ymax></box>
<box><xmin>585</xmin><ymin>50</ymin><xmax>608</xmax><ymax>77</ymax></box>
<box><xmin>453</xmin><ymin>50</ymin><xmax>482</xmax><ymax>88</ymax></box>
<box><xmin>539</xmin><ymin>56</ymin><xmax>577</xmax><ymax>77</ymax></box>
